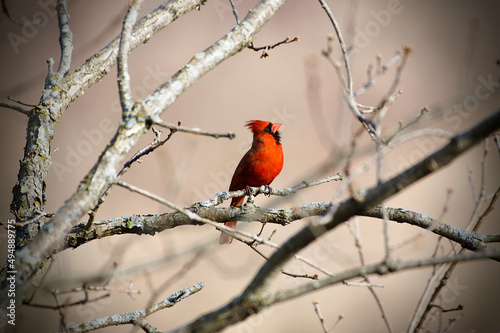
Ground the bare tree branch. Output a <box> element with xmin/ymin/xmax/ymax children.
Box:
<box><xmin>317</xmin><ymin>0</ymin><xmax>352</xmax><ymax>94</ymax></box>
<box><xmin>354</xmin><ymin>51</ymin><xmax>402</xmax><ymax>97</ymax></box>
<box><xmin>199</xmin><ymin>173</ymin><xmax>343</xmax><ymax>207</ymax></box>
<box><xmin>117</xmin><ymin>0</ymin><xmax>143</xmax><ymax>112</ymax></box>
<box><xmin>0</xmin><ymin>100</ymin><xmax>29</xmax><ymax>116</ymax></box>
<box><xmin>228</xmin><ymin>0</ymin><xmax>240</xmax><ymax>24</ymax></box>
<box><xmin>25</xmin><ymin>293</ymin><xmax>110</xmax><ymax>310</ymax></box>
<box><xmin>312</xmin><ymin>300</ymin><xmax>329</xmax><ymax>333</ymax></box>
<box><xmin>68</xmin><ymin>282</ymin><xmax>204</xmax><ymax>333</ymax></box>
<box><xmin>363</xmin><ymin>206</ymin><xmax>499</xmax><ymax>256</ymax></box>
<box><xmin>348</xmin><ymin>218</ymin><xmax>393</xmax><ymax>333</ymax></box>
<box><xmin>247</xmin><ymin>36</ymin><xmax>299</xmax><ymax>58</ymax></box>
<box><xmin>155</xmin><ymin>119</ymin><xmax>236</xmax><ymax>139</ymax></box>
<box><xmin>65</xmin><ymin>202</ymin><xmax>500</xmax><ymax>260</ymax></box>
<box><xmin>55</xmin><ymin>0</ymin><xmax>73</xmax><ymax>77</ymax></box>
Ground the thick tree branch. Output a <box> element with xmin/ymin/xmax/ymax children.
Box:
<box><xmin>112</xmin><ymin>180</ymin><xmax>285</xmax><ymax>247</ymax></box>
<box><xmin>66</xmin><ymin>204</ymin><xmax>500</xmax><ymax>259</ymax></box>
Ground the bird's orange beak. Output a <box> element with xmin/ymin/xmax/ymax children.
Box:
<box><xmin>271</xmin><ymin>123</ymin><xmax>281</xmax><ymax>133</ymax></box>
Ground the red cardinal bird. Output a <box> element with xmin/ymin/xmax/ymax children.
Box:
<box><xmin>219</xmin><ymin>120</ymin><xmax>284</xmax><ymax>244</ymax></box>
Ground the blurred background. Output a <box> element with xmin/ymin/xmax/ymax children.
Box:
<box><xmin>1</xmin><ymin>0</ymin><xmax>499</xmax><ymax>332</ymax></box>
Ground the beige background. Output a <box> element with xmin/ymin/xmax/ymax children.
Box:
<box><xmin>1</xmin><ymin>0</ymin><xmax>499</xmax><ymax>332</ymax></box>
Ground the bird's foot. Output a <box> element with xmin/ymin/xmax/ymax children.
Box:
<box><xmin>262</xmin><ymin>184</ymin><xmax>273</xmax><ymax>197</ymax></box>
<box><xmin>244</xmin><ymin>185</ymin><xmax>254</xmax><ymax>196</ymax></box>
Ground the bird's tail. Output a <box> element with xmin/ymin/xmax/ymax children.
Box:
<box><xmin>219</xmin><ymin>221</ymin><xmax>237</xmax><ymax>244</ymax></box>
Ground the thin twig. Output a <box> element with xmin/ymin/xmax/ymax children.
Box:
<box><xmin>55</xmin><ymin>282</ymin><xmax>142</xmax><ymax>297</ymax></box>
<box><xmin>472</xmin><ymin>139</ymin><xmax>493</xmax><ymax>233</ymax></box>
<box><xmin>51</xmin><ymin>289</ymin><xmax>69</xmax><ymax>332</ymax></box>
<box><xmin>0</xmin><ymin>101</ymin><xmax>30</xmax><ymax>116</ymax></box>
<box><xmin>330</xmin><ymin>314</ymin><xmax>344</xmax><ymax>332</ymax></box>
<box><xmin>200</xmin><ymin>173</ymin><xmax>343</xmax><ymax>207</ymax></box>
<box><xmin>321</xmin><ymin>34</ymin><xmax>347</xmax><ymax>89</ymax></box>
<box><xmin>25</xmin><ymin>293</ymin><xmax>111</xmax><ymax>309</ymax></box>
<box><xmin>154</xmin><ymin>119</ymin><xmax>235</xmax><ymax>139</ymax></box>
<box><xmin>247</xmin><ymin>36</ymin><xmax>299</xmax><ymax>58</ymax></box>
<box><xmin>25</xmin><ymin>257</ymin><xmax>55</xmax><ymax>304</ymax></box>
<box><xmin>385</xmin><ymin>106</ymin><xmax>430</xmax><ymax>143</ymax></box>
<box><xmin>228</xmin><ymin>0</ymin><xmax>239</xmax><ymax>24</ymax></box>
<box><xmin>429</xmin><ymin>303</ymin><xmax>463</xmax><ymax>313</ymax></box>
<box><xmin>407</xmin><ymin>261</ymin><xmax>449</xmax><ymax>333</ymax></box>
<box><xmin>248</xmin><ymin>232</ymin><xmax>325</xmax><ymax>280</ymax></box>
<box><xmin>117</xmin><ymin>0</ymin><xmax>143</xmax><ymax>112</ymax></box>
<box><xmin>354</xmin><ymin>51</ymin><xmax>402</xmax><ymax>97</ymax></box>
<box><xmin>7</xmin><ymin>95</ymin><xmax>37</xmax><ymax>107</ymax></box>
<box><xmin>318</xmin><ymin>0</ymin><xmax>381</xmax><ymax>138</ymax></box>
<box><xmin>87</xmin><ymin>126</ymin><xmax>177</xmax><ymax>224</ymax></box>
<box><xmin>144</xmin><ymin>253</ymin><xmax>202</xmax><ymax>309</ymax></box>
<box><xmin>281</xmin><ymin>272</ymin><xmax>319</xmax><ymax>280</ymax></box>
<box><xmin>376</xmin><ymin>45</ymin><xmax>412</xmax><ymax>122</ymax></box>
<box><xmin>349</xmin><ymin>218</ymin><xmax>393</xmax><ymax>332</ymax></box>
<box><xmin>313</xmin><ymin>300</ymin><xmax>329</xmax><ymax>333</ymax></box>
<box><xmin>317</xmin><ymin>0</ymin><xmax>352</xmax><ymax>93</ymax></box>
<box><xmin>494</xmin><ymin>133</ymin><xmax>500</xmax><ymax>153</ymax></box>
<box><xmin>9</xmin><ymin>210</ymin><xmax>54</xmax><ymax>227</ymax></box>
<box><xmin>474</xmin><ymin>185</ymin><xmax>500</xmax><ymax>233</ymax></box>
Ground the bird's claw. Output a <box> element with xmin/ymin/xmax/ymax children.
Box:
<box><xmin>245</xmin><ymin>185</ymin><xmax>254</xmax><ymax>196</ymax></box>
<box><xmin>263</xmin><ymin>185</ymin><xmax>272</xmax><ymax>197</ymax></box>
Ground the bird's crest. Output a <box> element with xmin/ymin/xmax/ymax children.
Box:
<box><xmin>245</xmin><ymin>120</ymin><xmax>281</xmax><ymax>134</ymax></box>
